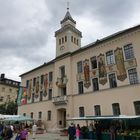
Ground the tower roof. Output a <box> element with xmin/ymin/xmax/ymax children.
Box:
<box><xmin>60</xmin><ymin>11</ymin><xmax>76</xmax><ymax>24</ymax></box>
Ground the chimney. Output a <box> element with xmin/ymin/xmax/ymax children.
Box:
<box><xmin>1</xmin><ymin>73</ymin><xmax>5</xmax><ymax>79</ymax></box>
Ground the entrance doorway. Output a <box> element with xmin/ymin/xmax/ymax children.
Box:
<box><xmin>57</xmin><ymin>108</ymin><xmax>66</xmax><ymax>128</ymax></box>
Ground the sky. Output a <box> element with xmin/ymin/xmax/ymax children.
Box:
<box><xmin>0</xmin><ymin>0</ymin><xmax>140</xmax><ymax>81</ymax></box>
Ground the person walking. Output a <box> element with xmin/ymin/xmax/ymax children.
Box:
<box><xmin>68</xmin><ymin>123</ymin><xmax>76</xmax><ymax>140</ymax></box>
<box><xmin>75</xmin><ymin>124</ymin><xmax>80</xmax><ymax>140</ymax></box>
<box><xmin>88</xmin><ymin>123</ymin><xmax>94</xmax><ymax>140</ymax></box>
<box><xmin>20</xmin><ymin>127</ymin><xmax>28</xmax><ymax>140</ymax></box>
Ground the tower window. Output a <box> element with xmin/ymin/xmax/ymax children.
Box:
<box><xmin>65</xmin><ymin>36</ymin><xmax>67</xmax><ymax>42</ymax></box>
<box><xmin>62</xmin><ymin>37</ymin><xmax>64</xmax><ymax>44</ymax></box>
<box><xmin>74</xmin><ymin>38</ymin><xmax>76</xmax><ymax>44</ymax></box>
<box><xmin>59</xmin><ymin>39</ymin><xmax>61</xmax><ymax>45</ymax></box>
<box><xmin>71</xmin><ymin>36</ymin><xmax>73</xmax><ymax>42</ymax></box>
<box><xmin>77</xmin><ymin>39</ymin><xmax>79</xmax><ymax>45</ymax></box>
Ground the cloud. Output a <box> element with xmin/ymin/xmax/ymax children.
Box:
<box><xmin>0</xmin><ymin>0</ymin><xmax>140</xmax><ymax>81</ymax></box>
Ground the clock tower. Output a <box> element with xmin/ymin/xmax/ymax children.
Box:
<box><xmin>55</xmin><ymin>8</ymin><xmax>82</xmax><ymax>57</ymax></box>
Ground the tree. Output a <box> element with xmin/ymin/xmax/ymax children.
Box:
<box><xmin>0</xmin><ymin>101</ymin><xmax>17</xmax><ymax>115</ymax></box>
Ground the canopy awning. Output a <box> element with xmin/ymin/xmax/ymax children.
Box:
<box><xmin>67</xmin><ymin>115</ymin><xmax>140</xmax><ymax>121</ymax></box>
<box><xmin>3</xmin><ymin>115</ymin><xmax>33</xmax><ymax>122</ymax></box>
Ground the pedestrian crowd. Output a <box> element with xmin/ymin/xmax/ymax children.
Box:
<box><xmin>68</xmin><ymin>121</ymin><xmax>119</xmax><ymax>140</ymax></box>
<box><xmin>0</xmin><ymin>122</ymin><xmax>37</xmax><ymax>140</ymax></box>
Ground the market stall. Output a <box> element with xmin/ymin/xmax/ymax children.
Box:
<box><xmin>67</xmin><ymin>115</ymin><xmax>140</xmax><ymax>140</ymax></box>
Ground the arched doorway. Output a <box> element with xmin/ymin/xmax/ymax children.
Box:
<box><xmin>57</xmin><ymin>108</ymin><xmax>66</xmax><ymax>128</ymax></box>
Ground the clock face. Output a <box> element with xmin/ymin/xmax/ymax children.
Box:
<box><xmin>60</xmin><ymin>46</ymin><xmax>65</xmax><ymax>51</ymax></box>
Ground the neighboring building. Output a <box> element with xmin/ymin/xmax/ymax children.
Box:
<box><xmin>18</xmin><ymin>9</ymin><xmax>140</xmax><ymax>131</ymax></box>
<box><xmin>0</xmin><ymin>73</ymin><xmax>20</xmax><ymax>104</ymax></box>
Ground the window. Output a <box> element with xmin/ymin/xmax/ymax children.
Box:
<box><xmin>77</xmin><ymin>39</ymin><xmax>79</xmax><ymax>45</ymax></box>
<box><xmin>60</xmin><ymin>66</ymin><xmax>65</xmax><ymax>78</ymax></box>
<box><xmin>77</xmin><ymin>61</ymin><xmax>83</xmax><ymax>73</ymax></box>
<box><xmin>38</xmin><ymin>111</ymin><xmax>42</xmax><ymax>119</ymax></box>
<box><xmin>48</xmin><ymin>89</ymin><xmax>52</xmax><ymax>100</ymax></box>
<box><xmin>78</xmin><ymin>81</ymin><xmax>84</xmax><ymax>94</ymax></box>
<box><xmin>62</xmin><ymin>37</ymin><xmax>64</xmax><ymax>44</ymax></box>
<box><xmin>9</xmin><ymin>88</ymin><xmax>12</xmax><ymax>93</ymax></box>
<box><xmin>23</xmin><ymin>113</ymin><xmax>26</xmax><ymax>116</ymax></box>
<box><xmin>59</xmin><ymin>39</ymin><xmax>61</xmax><ymax>45</ymax></box>
<box><xmin>31</xmin><ymin>112</ymin><xmax>33</xmax><ymax>119</ymax></box>
<box><xmin>2</xmin><ymin>87</ymin><xmax>5</xmax><ymax>92</ymax></box>
<box><xmin>32</xmin><ymin>93</ymin><xmax>35</xmax><ymax>103</ymax></box>
<box><xmin>112</xmin><ymin>103</ymin><xmax>120</xmax><ymax>115</ymax></box>
<box><xmin>40</xmin><ymin>91</ymin><xmax>43</xmax><ymax>101</ymax></box>
<box><xmin>61</xmin><ymin>87</ymin><xmax>66</xmax><ymax>96</ymax></box>
<box><xmin>134</xmin><ymin>101</ymin><xmax>140</xmax><ymax>115</ymax></box>
<box><xmin>109</xmin><ymin>73</ymin><xmax>117</xmax><ymax>88</ymax></box>
<box><xmin>124</xmin><ymin>44</ymin><xmax>134</xmax><ymax>60</ymax></box>
<box><xmin>74</xmin><ymin>38</ymin><xmax>76</xmax><ymax>43</ymax></box>
<box><xmin>106</xmin><ymin>50</ymin><xmax>114</xmax><ymax>65</ymax></box>
<box><xmin>41</xmin><ymin>75</ymin><xmax>44</xmax><ymax>84</ymax></box>
<box><xmin>79</xmin><ymin>107</ymin><xmax>85</xmax><ymax>117</ymax></box>
<box><xmin>33</xmin><ymin>78</ymin><xmax>36</xmax><ymax>87</ymax></box>
<box><xmin>91</xmin><ymin>56</ymin><xmax>97</xmax><ymax>69</ymax></box>
<box><xmin>92</xmin><ymin>78</ymin><xmax>99</xmax><ymax>91</ymax></box>
<box><xmin>128</xmin><ymin>68</ymin><xmax>138</xmax><ymax>85</ymax></box>
<box><xmin>26</xmin><ymin>80</ymin><xmax>29</xmax><ymax>88</ymax></box>
<box><xmin>47</xmin><ymin>110</ymin><xmax>51</xmax><ymax>120</ymax></box>
<box><xmin>94</xmin><ymin>105</ymin><xmax>101</xmax><ymax>116</ymax></box>
<box><xmin>65</xmin><ymin>36</ymin><xmax>67</xmax><ymax>42</ymax></box>
<box><xmin>49</xmin><ymin>72</ymin><xmax>53</xmax><ymax>82</ymax></box>
<box><xmin>71</xmin><ymin>36</ymin><xmax>73</xmax><ymax>42</ymax></box>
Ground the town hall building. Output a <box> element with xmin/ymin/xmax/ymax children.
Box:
<box><xmin>18</xmin><ymin>9</ymin><xmax>140</xmax><ymax>131</ymax></box>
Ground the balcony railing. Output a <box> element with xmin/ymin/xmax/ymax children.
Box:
<box><xmin>52</xmin><ymin>96</ymin><xmax>68</xmax><ymax>105</ymax></box>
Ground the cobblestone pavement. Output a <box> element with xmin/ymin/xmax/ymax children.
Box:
<box><xmin>12</xmin><ymin>133</ymin><xmax>68</xmax><ymax>140</ymax></box>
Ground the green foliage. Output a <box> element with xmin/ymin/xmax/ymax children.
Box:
<box><xmin>0</xmin><ymin>101</ymin><xmax>17</xmax><ymax>115</ymax></box>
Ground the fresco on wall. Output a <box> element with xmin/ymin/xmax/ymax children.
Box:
<box><xmin>43</xmin><ymin>73</ymin><xmax>48</xmax><ymax>97</ymax></box>
<box><xmin>114</xmin><ymin>47</ymin><xmax>127</xmax><ymax>81</ymax></box>
<box><xmin>27</xmin><ymin>79</ymin><xmax>32</xmax><ymax>99</ymax></box>
<box><xmin>98</xmin><ymin>54</ymin><xmax>107</xmax><ymax>85</ymax></box>
<box><xmin>35</xmin><ymin>76</ymin><xmax>39</xmax><ymax>98</ymax></box>
<box><xmin>83</xmin><ymin>59</ymin><xmax>91</xmax><ymax>88</ymax></box>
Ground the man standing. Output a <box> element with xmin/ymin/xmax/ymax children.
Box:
<box><xmin>32</xmin><ymin>123</ymin><xmax>37</xmax><ymax>139</ymax></box>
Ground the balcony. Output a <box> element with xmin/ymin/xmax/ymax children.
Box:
<box><xmin>56</xmin><ymin>76</ymin><xmax>68</xmax><ymax>88</ymax></box>
<box><xmin>52</xmin><ymin>96</ymin><xmax>68</xmax><ymax>105</ymax></box>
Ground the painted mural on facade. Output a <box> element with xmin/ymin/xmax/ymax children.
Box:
<box><xmin>98</xmin><ymin>54</ymin><xmax>107</xmax><ymax>85</ymax></box>
<box><xmin>114</xmin><ymin>47</ymin><xmax>127</xmax><ymax>81</ymax></box>
<box><xmin>83</xmin><ymin>59</ymin><xmax>91</xmax><ymax>88</ymax></box>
